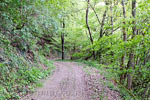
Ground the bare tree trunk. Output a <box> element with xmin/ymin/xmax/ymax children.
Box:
<box><xmin>132</xmin><ymin>0</ymin><xmax>136</xmax><ymax>38</ymax></box>
<box><xmin>61</xmin><ymin>20</ymin><xmax>65</xmax><ymax>60</ymax></box>
<box><xmin>127</xmin><ymin>0</ymin><xmax>136</xmax><ymax>90</ymax></box>
<box><xmin>110</xmin><ymin>4</ymin><xmax>113</xmax><ymax>34</ymax></box>
<box><xmin>86</xmin><ymin>0</ymin><xmax>93</xmax><ymax>44</ymax></box>
<box><xmin>86</xmin><ymin>0</ymin><xmax>96</xmax><ymax>59</ymax></box>
<box><xmin>120</xmin><ymin>0</ymin><xmax>127</xmax><ymax>83</ymax></box>
<box><xmin>99</xmin><ymin>8</ymin><xmax>107</xmax><ymax>38</ymax></box>
<box><xmin>127</xmin><ymin>52</ymin><xmax>134</xmax><ymax>89</ymax></box>
<box><xmin>110</xmin><ymin>3</ymin><xmax>114</xmax><ymax>63</ymax></box>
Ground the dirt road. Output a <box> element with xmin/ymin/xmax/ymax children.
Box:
<box><xmin>22</xmin><ymin>62</ymin><xmax>121</xmax><ymax>100</ymax></box>
<box><xmin>22</xmin><ymin>62</ymin><xmax>89</xmax><ymax>100</ymax></box>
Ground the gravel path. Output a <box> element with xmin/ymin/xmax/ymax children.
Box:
<box><xmin>22</xmin><ymin>62</ymin><xmax>121</xmax><ymax>100</ymax></box>
<box><xmin>22</xmin><ymin>62</ymin><xmax>89</xmax><ymax>100</ymax></box>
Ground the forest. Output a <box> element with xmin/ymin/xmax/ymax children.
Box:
<box><xmin>0</xmin><ymin>0</ymin><xmax>150</xmax><ymax>100</ymax></box>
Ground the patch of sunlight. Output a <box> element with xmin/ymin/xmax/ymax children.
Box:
<box><xmin>96</xmin><ymin>2</ymin><xmax>105</xmax><ymax>7</ymax></box>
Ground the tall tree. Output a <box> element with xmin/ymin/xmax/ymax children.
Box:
<box><xmin>110</xmin><ymin>3</ymin><xmax>113</xmax><ymax>34</ymax></box>
<box><xmin>86</xmin><ymin>0</ymin><xmax>96</xmax><ymax>59</ymax></box>
<box><xmin>127</xmin><ymin>0</ymin><xmax>136</xmax><ymax>90</ymax></box>
<box><xmin>120</xmin><ymin>0</ymin><xmax>127</xmax><ymax>83</ymax></box>
<box><xmin>61</xmin><ymin>20</ymin><xmax>65</xmax><ymax>60</ymax></box>
<box><xmin>99</xmin><ymin>8</ymin><xmax>107</xmax><ymax>38</ymax></box>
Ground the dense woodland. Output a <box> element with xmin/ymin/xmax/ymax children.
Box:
<box><xmin>0</xmin><ymin>0</ymin><xmax>150</xmax><ymax>99</ymax></box>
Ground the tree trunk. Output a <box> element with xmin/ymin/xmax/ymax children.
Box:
<box><xmin>61</xmin><ymin>20</ymin><xmax>65</xmax><ymax>60</ymax></box>
<box><xmin>127</xmin><ymin>52</ymin><xmax>134</xmax><ymax>89</ymax></box>
<box><xmin>86</xmin><ymin>0</ymin><xmax>96</xmax><ymax>59</ymax></box>
<box><xmin>120</xmin><ymin>0</ymin><xmax>127</xmax><ymax>83</ymax></box>
<box><xmin>110</xmin><ymin>3</ymin><xmax>114</xmax><ymax>63</ymax></box>
<box><xmin>127</xmin><ymin>0</ymin><xmax>136</xmax><ymax>90</ymax></box>
<box><xmin>132</xmin><ymin>0</ymin><xmax>136</xmax><ymax>38</ymax></box>
<box><xmin>99</xmin><ymin>8</ymin><xmax>107</xmax><ymax>38</ymax></box>
<box><xmin>98</xmin><ymin>7</ymin><xmax>108</xmax><ymax>63</ymax></box>
<box><xmin>110</xmin><ymin>4</ymin><xmax>113</xmax><ymax>34</ymax></box>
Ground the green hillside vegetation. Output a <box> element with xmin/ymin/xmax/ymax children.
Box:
<box><xmin>0</xmin><ymin>0</ymin><xmax>150</xmax><ymax>99</ymax></box>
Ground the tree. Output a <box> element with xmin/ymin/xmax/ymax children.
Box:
<box><xmin>86</xmin><ymin>0</ymin><xmax>96</xmax><ymax>59</ymax></box>
<box><xmin>120</xmin><ymin>0</ymin><xmax>127</xmax><ymax>83</ymax></box>
<box><xmin>61</xmin><ymin>19</ymin><xmax>65</xmax><ymax>60</ymax></box>
<box><xmin>127</xmin><ymin>0</ymin><xmax>136</xmax><ymax>90</ymax></box>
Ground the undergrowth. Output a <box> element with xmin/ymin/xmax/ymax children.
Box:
<box><xmin>0</xmin><ymin>37</ymin><xmax>55</xmax><ymax>100</ymax></box>
<box><xmin>76</xmin><ymin>60</ymin><xmax>139</xmax><ymax>100</ymax></box>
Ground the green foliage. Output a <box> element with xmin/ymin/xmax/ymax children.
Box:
<box><xmin>0</xmin><ymin>39</ymin><xmax>54</xmax><ymax>99</ymax></box>
<box><xmin>0</xmin><ymin>0</ymin><xmax>150</xmax><ymax>100</ymax></box>
<box><xmin>0</xmin><ymin>1</ymin><xmax>57</xmax><ymax>99</ymax></box>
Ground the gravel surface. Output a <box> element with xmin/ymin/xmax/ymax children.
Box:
<box><xmin>84</xmin><ymin>67</ymin><xmax>121</xmax><ymax>100</ymax></box>
<box><xmin>21</xmin><ymin>62</ymin><xmax>121</xmax><ymax>100</ymax></box>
